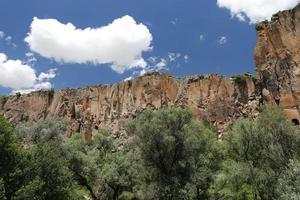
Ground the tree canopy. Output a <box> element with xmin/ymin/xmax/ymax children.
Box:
<box><xmin>0</xmin><ymin>106</ymin><xmax>300</xmax><ymax>200</ymax></box>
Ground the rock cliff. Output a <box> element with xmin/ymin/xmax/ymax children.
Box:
<box><xmin>255</xmin><ymin>4</ymin><xmax>300</xmax><ymax>123</ymax></box>
<box><xmin>1</xmin><ymin>4</ymin><xmax>300</xmax><ymax>137</ymax></box>
<box><xmin>0</xmin><ymin>73</ymin><xmax>258</xmax><ymax>138</ymax></box>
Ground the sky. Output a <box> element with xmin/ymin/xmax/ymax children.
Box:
<box><xmin>0</xmin><ymin>0</ymin><xmax>299</xmax><ymax>95</ymax></box>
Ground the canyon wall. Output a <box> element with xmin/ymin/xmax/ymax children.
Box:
<box><xmin>1</xmin><ymin>5</ymin><xmax>300</xmax><ymax>137</ymax></box>
<box><xmin>0</xmin><ymin>73</ymin><xmax>258</xmax><ymax>138</ymax></box>
<box><xmin>255</xmin><ymin>4</ymin><xmax>300</xmax><ymax>123</ymax></box>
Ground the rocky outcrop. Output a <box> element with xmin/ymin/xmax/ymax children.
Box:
<box><xmin>255</xmin><ymin>4</ymin><xmax>300</xmax><ymax>123</ymax></box>
<box><xmin>0</xmin><ymin>73</ymin><xmax>259</xmax><ymax>138</ymax></box>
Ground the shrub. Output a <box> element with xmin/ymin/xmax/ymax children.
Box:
<box><xmin>16</xmin><ymin>92</ymin><xmax>21</xmax><ymax>98</ymax></box>
<box><xmin>210</xmin><ymin>107</ymin><xmax>300</xmax><ymax>199</ymax></box>
<box><xmin>231</xmin><ymin>74</ymin><xmax>247</xmax><ymax>86</ymax></box>
<box><xmin>127</xmin><ymin>107</ymin><xmax>222</xmax><ymax>199</ymax></box>
<box><xmin>47</xmin><ymin>88</ymin><xmax>55</xmax><ymax>101</ymax></box>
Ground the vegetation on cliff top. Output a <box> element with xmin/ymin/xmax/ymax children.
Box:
<box><xmin>0</xmin><ymin>107</ymin><xmax>299</xmax><ymax>200</ymax></box>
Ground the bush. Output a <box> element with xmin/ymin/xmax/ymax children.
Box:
<box><xmin>127</xmin><ymin>107</ymin><xmax>222</xmax><ymax>199</ymax></box>
<box><xmin>210</xmin><ymin>107</ymin><xmax>300</xmax><ymax>199</ymax></box>
<box><xmin>0</xmin><ymin>96</ymin><xmax>8</xmax><ymax>106</ymax></box>
<box><xmin>15</xmin><ymin>92</ymin><xmax>21</xmax><ymax>98</ymax></box>
<box><xmin>231</xmin><ymin>74</ymin><xmax>247</xmax><ymax>85</ymax></box>
<box><xmin>16</xmin><ymin>117</ymin><xmax>67</xmax><ymax>145</ymax></box>
<box><xmin>276</xmin><ymin>159</ymin><xmax>300</xmax><ymax>200</ymax></box>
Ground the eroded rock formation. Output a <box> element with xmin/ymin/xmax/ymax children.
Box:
<box><xmin>0</xmin><ymin>73</ymin><xmax>258</xmax><ymax>138</ymax></box>
<box><xmin>255</xmin><ymin>4</ymin><xmax>300</xmax><ymax>123</ymax></box>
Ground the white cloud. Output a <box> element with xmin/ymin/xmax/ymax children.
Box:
<box><xmin>155</xmin><ymin>58</ymin><xmax>167</xmax><ymax>68</ymax></box>
<box><xmin>37</xmin><ymin>68</ymin><xmax>57</xmax><ymax>82</ymax></box>
<box><xmin>184</xmin><ymin>55</ymin><xmax>189</xmax><ymax>63</ymax></box>
<box><xmin>25</xmin><ymin>16</ymin><xmax>153</xmax><ymax>73</ymax></box>
<box><xmin>171</xmin><ymin>18</ymin><xmax>179</xmax><ymax>25</ymax></box>
<box><xmin>25</xmin><ymin>52</ymin><xmax>34</xmax><ymax>57</ymax></box>
<box><xmin>12</xmin><ymin>82</ymin><xmax>53</xmax><ymax>94</ymax></box>
<box><xmin>0</xmin><ymin>53</ymin><xmax>36</xmax><ymax>89</ymax></box>
<box><xmin>3</xmin><ymin>35</ymin><xmax>17</xmax><ymax>47</ymax></box>
<box><xmin>5</xmin><ymin>36</ymin><xmax>12</xmax><ymax>44</ymax></box>
<box><xmin>218</xmin><ymin>36</ymin><xmax>228</xmax><ymax>45</ymax></box>
<box><xmin>0</xmin><ymin>31</ymin><xmax>5</xmax><ymax>38</ymax></box>
<box><xmin>0</xmin><ymin>52</ymin><xmax>56</xmax><ymax>94</ymax></box>
<box><xmin>168</xmin><ymin>52</ymin><xmax>181</xmax><ymax>62</ymax></box>
<box><xmin>147</xmin><ymin>56</ymin><xmax>157</xmax><ymax>64</ymax></box>
<box><xmin>217</xmin><ymin>0</ymin><xmax>300</xmax><ymax>23</ymax></box>
<box><xmin>199</xmin><ymin>34</ymin><xmax>205</xmax><ymax>41</ymax></box>
<box><xmin>25</xmin><ymin>52</ymin><xmax>37</xmax><ymax>64</ymax></box>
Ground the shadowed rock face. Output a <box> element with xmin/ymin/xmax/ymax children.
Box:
<box><xmin>0</xmin><ymin>73</ymin><xmax>258</xmax><ymax>137</ymax></box>
<box><xmin>1</xmin><ymin>5</ymin><xmax>300</xmax><ymax>137</ymax></box>
<box><xmin>255</xmin><ymin>4</ymin><xmax>300</xmax><ymax>122</ymax></box>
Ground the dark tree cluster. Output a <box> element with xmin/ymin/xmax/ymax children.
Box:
<box><xmin>0</xmin><ymin>107</ymin><xmax>299</xmax><ymax>200</ymax></box>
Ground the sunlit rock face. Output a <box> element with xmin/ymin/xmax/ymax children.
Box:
<box><xmin>0</xmin><ymin>72</ymin><xmax>258</xmax><ymax>138</ymax></box>
<box><xmin>1</xmin><ymin>5</ymin><xmax>300</xmax><ymax>137</ymax></box>
<box><xmin>255</xmin><ymin>4</ymin><xmax>300</xmax><ymax>123</ymax></box>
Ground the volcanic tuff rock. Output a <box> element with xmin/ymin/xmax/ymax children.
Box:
<box><xmin>255</xmin><ymin>4</ymin><xmax>300</xmax><ymax>123</ymax></box>
<box><xmin>0</xmin><ymin>73</ymin><xmax>258</xmax><ymax>138</ymax></box>
<box><xmin>1</xmin><ymin>5</ymin><xmax>300</xmax><ymax>138</ymax></box>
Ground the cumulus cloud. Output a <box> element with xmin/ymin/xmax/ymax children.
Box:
<box><xmin>25</xmin><ymin>16</ymin><xmax>153</xmax><ymax>73</ymax></box>
<box><xmin>0</xmin><ymin>53</ymin><xmax>36</xmax><ymax>89</ymax></box>
<box><xmin>37</xmin><ymin>68</ymin><xmax>57</xmax><ymax>82</ymax></box>
<box><xmin>12</xmin><ymin>82</ymin><xmax>53</xmax><ymax>94</ymax></box>
<box><xmin>0</xmin><ymin>52</ymin><xmax>56</xmax><ymax>94</ymax></box>
<box><xmin>217</xmin><ymin>0</ymin><xmax>300</xmax><ymax>23</ymax></box>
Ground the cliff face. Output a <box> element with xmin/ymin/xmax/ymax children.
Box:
<box><xmin>0</xmin><ymin>73</ymin><xmax>258</xmax><ymax>138</ymax></box>
<box><xmin>1</xmin><ymin>5</ymin><xmax>300</xmax><ymax>137</ymax></box>
<box><xmin>255</xmin><ymin>4</ymin><xmax>300</xmax><ymax>122</ymax></box>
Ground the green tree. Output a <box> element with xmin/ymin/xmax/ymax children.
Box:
<box><xmin>64</xmin><ymin>130</ymin><xmax>143</xmax><ymax>200</ymax></box>
<box><xmin>210</xmin><ymin>107</ymin><xmax>300</xmax><ymax>200</ymax></box>
<box><xmin>15</xmin><ymin>143</ymin><xmax>75</xmax><ymax>200</ymax></box>
<box><xmin>16</xmin><ymin>117</ymin><xmax>67</xmax><ymax>145</ymax></box>
<box><xmin>0</xmin><ymin>115</ymin><xmax>25</xmax><ymax>200</ymax></box>
<box><xmin>127</xmin><ymin>107</ymin><xmax>222</xmax><ymax>199</ymax></box>
<box><xmin>15</xmin><ymin>118</ymin><xmax>78</xmax><ymax>200</ymax></box>
<box><xmin>276</xmin><ymin>159</ymin><xmax>300</xmax><ymax>200</ymax></box>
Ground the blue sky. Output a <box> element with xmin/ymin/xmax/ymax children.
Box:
<box><xmin>0</xmin><ymin>0</ymin><xmax>298</xmax><ymax>94</ymax></box>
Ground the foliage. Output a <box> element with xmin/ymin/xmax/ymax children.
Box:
<box><xmin>0</xmin><ymin>115</ymin><xmax>24</xmax><ymax>199</ymax></box>
<box><xmin>64</xmin><ymin>130</ymin><xmax>143</xmax><ymax>200</ymax></box>
<box><xmin>127</xmin><ymin>107</ymin><xmax>222</xmax><ymax>199</ymax></box>
<box><xmin>1</xmin><ymin>107</ymin><xmax>300</xmax><ymax>199</ymax></box>
<box><xmin>0</xmin><ymin>96</ymin><xmax>8</xmax><ymax>106</ymax></box>
<box><xmin>276</xmin><ymin>159</ymin><xmax>300</xmax><ymax>200</ymax></box>
<box><xmin>232</xmin><ymin>74</ymin><xmax>247</xmax><ymax>85</ymax></box>
<box><xmin>15</xmin><ymin>92</ymin><xmax>21</xmax><ymax>98</ymax></box>
<box><xmin>75</xmin><ymin>111</ymin><xmax>81</xmax><ymax>119</ymax></box>
<box><xmin>0</xmin><ymin>117</ymin><xmax>79</xmax><ymax>199</ymax></box>
<box><xmin>47</xmin><ymin>88</ymin><xmax>55</xmax><ymax>100</ymax></box>
<box><xmin>210</xmin><ymin>107</ymin><xmax>300</xmax><ymax>200</ymax></box>
<box><xmin>16</xmin><ymin>117</ymin><xmax>67</xmax><ymax>145</ymax></box>
<box><xmin>15</xmin><ymin>143</ymin><xmax>75</xmax><ymax>199</ymax></box>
